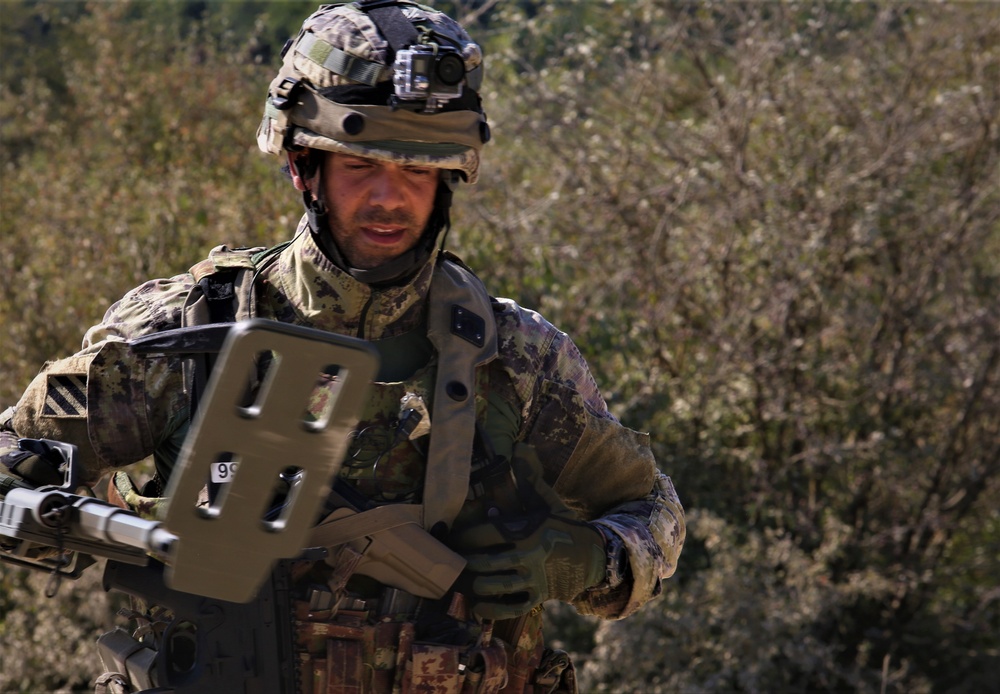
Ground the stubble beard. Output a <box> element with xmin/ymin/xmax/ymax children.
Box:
<box><xmin>326</xmin><ymin>201</ymin><xmax>424</xmax><ymax>271</ymax></box>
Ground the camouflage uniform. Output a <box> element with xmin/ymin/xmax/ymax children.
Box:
<box><xmin>2</xmin><ymin>221</ymin><xmax>683</xmax><ymax>690</ymax></box>
<box><xmin>1</xmin><ymin>3</ymin><xmax>684</xmax><ymax>691</ymax></box>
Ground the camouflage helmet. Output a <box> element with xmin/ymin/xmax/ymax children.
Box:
<box><xmin>257</xmin><ymin>1</ymin><xmax>490</xmax><ymax>184</ymax></box>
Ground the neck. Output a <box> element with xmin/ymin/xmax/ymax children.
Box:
<box><xmin>304</xmin><ymin>192</ymin><xmax>442</xmax><ymax>288</ymax></box>
<box><xmin>264</xmin><ymin>218</ymin><xmax>437</xmax><ymax>340</ymax></box>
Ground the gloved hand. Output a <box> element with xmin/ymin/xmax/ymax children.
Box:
<box><xmin>0</xmin><ymin>431</ymin><xmax>70</xmax><ymax>562</ymax></box>
<box><xmin>1</xmin><ymin>431</ymin><xmax>66</xmax><ymax>494</ymax></box>
<box><xmin>451</xmin><ymin>445</ymin><xmax>607</xmax><ymax>621</ymax></box>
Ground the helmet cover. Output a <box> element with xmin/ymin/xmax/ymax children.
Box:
<box><xmin>257</xmin><ymin>1</ymin><xmax>489</xmax><ymax>183</ymax></box>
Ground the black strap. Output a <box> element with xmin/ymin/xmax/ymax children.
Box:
<box><xmin>358</xmin><ymin>0</ymin><xmax>419</xmax><ymax>60</ymax></box>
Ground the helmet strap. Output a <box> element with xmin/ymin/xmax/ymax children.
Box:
<box><xmin>358</xmin><ymin>0</ymin><xmax>419</xmax><ymax>62</ymax></box>
<box><xmin>432</xmin><ymin>177</ymin><xmax>455</xmax><ymax>252</ymax></box>
<box><xmin>302</xmin><ymin>167</ymin><xmax>452</xmax><ymax>288</ymax></box>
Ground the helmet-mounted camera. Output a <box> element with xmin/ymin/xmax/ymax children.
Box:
<box><xmin>257</xmin><ymin>1</ymin><xmax>489</xmax><ymax>183</ymax></box>
<box><xmin>392</xmin><ymin>43</ymin><xmax>465</xmax><ymax>112</ymax></box>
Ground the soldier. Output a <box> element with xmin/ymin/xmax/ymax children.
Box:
<box><xmin>0</xmin><ymin>2</ymin><xmax>684</xmax><ymax>692</ymax></box>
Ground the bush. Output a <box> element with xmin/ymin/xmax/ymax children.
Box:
<box><xmin>2</xmin><ymin>2</ymin><xmax>997</xmax><ymax>691</ymax></box>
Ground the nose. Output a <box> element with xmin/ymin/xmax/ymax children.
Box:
<box><xmin>367</xmin><ymin>167</ymin><xmax>406</xmax><ymax>210</ymax></box>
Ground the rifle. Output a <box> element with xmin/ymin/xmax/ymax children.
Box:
<box><xmin>0</xmin><ymin>441</ymin><xmax>303</xmax><ymax>693</ymax></box>
<box><xmin>0</xmin><ymin>320</ymin><xmax>380</xmax><ymax>693</ymax></box>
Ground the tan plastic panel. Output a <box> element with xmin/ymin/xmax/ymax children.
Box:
<box><xmin>163</xmin><ymin>319</ymin><xmax>378</xmax><ymax>602</ymax></box>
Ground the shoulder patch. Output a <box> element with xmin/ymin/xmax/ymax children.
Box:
<box><xmin>42</xmin><ymin>374</ymin><xmax>87</xmax><ymax>418</ymax></box>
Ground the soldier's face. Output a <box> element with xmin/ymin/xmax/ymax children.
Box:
<box><xmin>319</xmin><ymin>153</ymin><xmax>440</xmax><ymax>270</ymax></box>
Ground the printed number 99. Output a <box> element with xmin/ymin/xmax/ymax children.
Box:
<box><xmin>212</xmin><ymin>461</ymin><xmax>239</xmax><ymax>483</ymax></box>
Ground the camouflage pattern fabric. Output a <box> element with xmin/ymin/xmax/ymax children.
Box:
<box><xmin>108</xmin><ymin>470</ymin><xmax>168</xmax><ymax>521</ymax></box>
<box><xmin>257</xmin><ymin>2</ymin><xmax>488</xmax><ymax>183</ymax></box>
<box><xmin>585</xmin><ymin>473</ymin><xmax>684</xmax><ymax>618</ymax></box>
<box><xmin>4</xmin><ymin>213</ymin><xmax>685</xmax><ymax>689</ymax></box>
<box><xmin>338</xmin><ymin>364</ymin><xmax>433</xmax><ymax>503</ymax></box>
<box><xmin>257</xmin><ymin>218</ymin><xmax>434</xmax><ymax>340</ymax></box>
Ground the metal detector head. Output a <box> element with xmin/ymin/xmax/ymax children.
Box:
<box><xmin>161</xmin><ymin>319</ymin><xmax>378</xmax><ymax>602</ymax></box>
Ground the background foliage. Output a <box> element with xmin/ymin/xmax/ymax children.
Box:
<box><xmin>1</xmin><ymin>1</ymin><xmax>998</xmax><ymax>692</ymax></box>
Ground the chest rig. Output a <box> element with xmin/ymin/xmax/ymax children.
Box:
<box><xmin>179</xmin><ymin>245</ymin><xmax>520</xmax><ymax>693</ymax></box>
<box><xmin>182</xmin><ymin>244</ymin><xmax>498</xmax><ymax>540</ymax></box>
<box><xmin>101</xmin><ymin>242</ymin><xmax>579</xmax><ymax>694</ymax></box>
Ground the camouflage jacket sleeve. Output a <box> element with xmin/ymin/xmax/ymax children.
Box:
<box><xmin>6</xmin><ymin>274</ymin><xmax>196</xmax><ymax>484</ymax></box>
<box><xmin>492</xmin><ymin>300</ymin><xmax>685</xmax><ymax>620</ymax></box>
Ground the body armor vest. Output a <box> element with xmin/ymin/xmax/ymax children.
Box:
<box><xmin>102</xmin><ymin>243</ymin><xmax>577</xmax><ymax>693</ymax></box>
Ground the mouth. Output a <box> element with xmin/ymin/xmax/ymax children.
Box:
<box><xmin>361</xmin><ymin>225</ymin><xmax>408</xmax><ymax>245</ymax></box>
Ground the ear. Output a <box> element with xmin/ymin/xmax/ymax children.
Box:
<box><xmin>287</xmin><ymin>150</ymin><xmax>312</xmax><ymax>192</ymax></box>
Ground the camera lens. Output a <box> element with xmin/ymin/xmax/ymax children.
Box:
<box><xmin>435</xmin><ymin>53</ymin><xmax>465</xmax><ymax>86</ymax></box>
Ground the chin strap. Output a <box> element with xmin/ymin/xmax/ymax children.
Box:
<box><xmin>302</xmin><ymin>173</ymin><xmax>454</xmax><ymax>288</ymax></box>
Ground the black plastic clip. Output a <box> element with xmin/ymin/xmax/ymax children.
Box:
<box><xmin>271</xmin><ymin>77</ymin><xmax>301</xmax><ymax>111</ymax></box>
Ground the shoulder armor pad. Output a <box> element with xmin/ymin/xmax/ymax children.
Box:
<box><xmin>189</xmin><ymin>245</ymin><xmax>268</xmax><ymax>282</ymax></box>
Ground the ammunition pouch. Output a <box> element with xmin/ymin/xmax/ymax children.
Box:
<box><xmin>292</xmin><ymin>578</ymin><xmax>578</xmax><ymax>694</ymax></box>
<box><xmin>530</xmin><ymin>648</ymin><xmax>576</xmax><ymax>694</ymax></box>
<box><xmin>293</xmin><ymin>587</ymin><xmax>508</xmax><ymax>694</ymax></box>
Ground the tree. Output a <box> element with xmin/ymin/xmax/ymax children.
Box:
<box><xmin>2</xmin><ymin>1</ymin><xmax>997</xmax><ymax>691</ymax></box>
<box><xmin>452</xmin><ymin>3</ymin><xmax>999</xmax><ymax>690</ymax></box>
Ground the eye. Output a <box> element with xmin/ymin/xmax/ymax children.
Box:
<box><xmin>404</xmin><ymin>166</ymin><xmax>435</xmax><ymax>178</ymax></box>
<box><xmin>344</xmin><ymin>159</ymin><xmax>373</xmax><ymax>171</ymax></box>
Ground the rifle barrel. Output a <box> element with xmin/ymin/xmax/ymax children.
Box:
<box><xmin>3</xmin><ymin>488</ymin><xmax>177</xmax><ymax>560</ymax></box>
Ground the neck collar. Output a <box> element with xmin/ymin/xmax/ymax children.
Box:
<box><xmin>264</xmin><ymin>217</ymin><xmax>436</xmax><ymax>340</ymax></box>
<box><xmin>303</xmin><ymin>180</ymin><xmax>452</xmax><ymax>287</ymax></box>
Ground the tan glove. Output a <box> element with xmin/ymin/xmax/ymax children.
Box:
<box><xmin>450</xmin><ymin>445</ymin><xmax>606</xmax><ymax>621</ymax></box>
